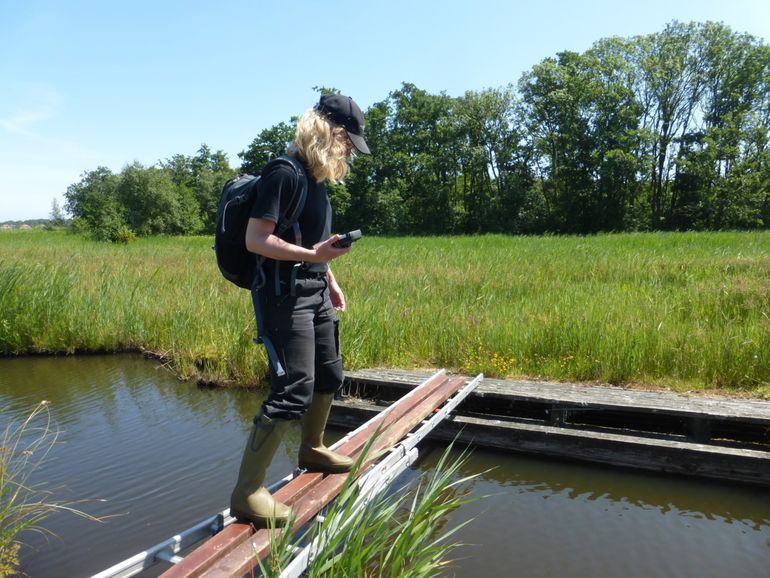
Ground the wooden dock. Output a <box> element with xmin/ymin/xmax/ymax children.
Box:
<box><xmin>156</xmin><ymin>370</ymin><xmax>471</xmax><ymax>578</ymax></box>
<box><xmin>336</xmin><ymin>369</ymin><xmax>770</xmax><ymax>486</ymax></box>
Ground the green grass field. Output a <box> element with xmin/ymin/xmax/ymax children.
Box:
<box><xmin>1</xmin><ymin>229</ymin><xmax>768</xmax><ymax>396</ymax></box>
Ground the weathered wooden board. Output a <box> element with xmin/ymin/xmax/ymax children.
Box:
<box><xmin>345</xmin><ymin>369</ymin><xmax>770</xmax><ymax>424</ymax></box>
<box><xmin>329</xmin><ymin>397</ymin><xmax>770</xmax><ymax>487</ymax></box>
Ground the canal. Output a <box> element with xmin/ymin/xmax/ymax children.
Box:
<box><xmin>1</xmin><ymin>356</ymin><xmax>768</xmax><ymax>577</ymax></box>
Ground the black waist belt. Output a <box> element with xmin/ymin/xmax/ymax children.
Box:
<box><xmin>262</xmin><ymin>262</ymin><xmax>327</xmax><ymax>297</ymax></box>
<box><xmin>296</xmin><ymin>269</ymin><xmax>327</xmax><ymax>279</ymax></box>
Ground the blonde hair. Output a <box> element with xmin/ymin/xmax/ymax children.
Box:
<box><xmin>290</xmin><ymin>108</ymin><xmax>351</xmax><ymax>184</ymax></box>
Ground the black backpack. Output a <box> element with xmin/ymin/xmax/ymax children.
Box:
<box><xmin>214</xmin><ymin>156</ymin><xmax>308</xmax><ymax>289</ymax></box>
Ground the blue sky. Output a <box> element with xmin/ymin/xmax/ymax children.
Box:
<box><xmin>1</xmin><ymin>0</ymin><xmax>769</xmax><ymax>221</ymax></box>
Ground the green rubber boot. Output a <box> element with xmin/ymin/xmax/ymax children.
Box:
<box><xmin>298</xmin><ymin>393</ymin><xmax>354</xmax><ymax>473</ymax></box>
<box><xmin>229</xmin><ymin>413</ymin><xmax>292</xmax><ymax>527</ymax></box>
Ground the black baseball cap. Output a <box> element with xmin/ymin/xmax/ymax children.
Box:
<box><xmin>315</xmin><ymin>94</ymin><xmax>371</xmax><ymax>154</ymax></box>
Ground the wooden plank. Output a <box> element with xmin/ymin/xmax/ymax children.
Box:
<box><xmin>345</xmin><ymin>369</ymin><xmax>770</xmax><ymax>424</ymax></box>
<box><xmin>346</xmin><ymin>372</ymin><xmax>770</xmax><ymax>446</ymax></box>
<box><xmin>441</xmin><ymin>416</ymin><xmax>770</xmax><ymax>486</ymax></box>
<box><xmin>329</xmin><ymin>398</ymin><xmax>770</xmax><ymax>487</ymax></box>
<box><xmin>199</xmin><ymin>377</ymin><xmax>468</xmax><ymax>578</ymax></box>
<box><xmin>158</xmin><ymin>524</ymin><xmax>253</xmax><ymax>578</ymax></box>
<box><xmin>160</xmin><ymin>370</ymin><xmax>453</xmax><ymax>578</ymax></box>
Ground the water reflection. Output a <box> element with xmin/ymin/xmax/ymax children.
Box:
<box><xmin>1</xmin><ymin>356</ymin><xmax>769</xmax><ymax>578</ymax></box>
<box><xmin>0</xmin><ymin>355</ymin><xmax>262</xmax><ymax>428</ymax></box>
<box><xmin>414</xmin><ymin>443</ymin><xmax>770</xmax><ymax>578</ymax></box>
<box><xmin>441</xmin><ymin>446</ymin><xmax>770</xmax><ymax>530</ymax></box>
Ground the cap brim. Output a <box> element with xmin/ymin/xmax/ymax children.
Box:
<box><xmin>347</xmin><ymin>131</ymin><xmax>370</xmax><ymax>155</ymax></box>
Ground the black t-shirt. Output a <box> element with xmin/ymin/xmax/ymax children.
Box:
<box><xmin>250</xmin><ymin>158</ymin><xmax>331</xmax><ymax>273</ymax></box>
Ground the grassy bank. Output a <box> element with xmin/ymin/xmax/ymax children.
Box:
<box><xmin>1</xmin><ymin>229</ymin><xmax>768</xmax><ymax>396</ymax></box>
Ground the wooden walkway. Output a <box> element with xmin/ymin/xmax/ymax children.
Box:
<box><xmin>336</xmin><ymin>369</ymin><xmax>770</xmax><ymax>486</ymax></box>
<box><xmin>157</xmin><ymin>370</ymin><xmax>469</xmax><ymax>578</ymax></box>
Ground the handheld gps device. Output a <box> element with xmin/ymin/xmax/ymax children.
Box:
<box><xmin>332</xmin><ymin>229</ymin><xmax>363</xmax><ymax>248</ymax></box>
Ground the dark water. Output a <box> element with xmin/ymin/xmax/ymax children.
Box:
<box><xmin>1</xmin><ymin>356</ymin><xmax>768</xmax><ymax>578</ymax></box>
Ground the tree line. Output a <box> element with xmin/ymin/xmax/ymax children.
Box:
<box><xmin>65</xmin><ymin>21</ymin><xmax>769</xmax><ymax>240</ymax></box>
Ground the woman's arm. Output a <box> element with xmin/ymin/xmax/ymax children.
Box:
<box><xmin>245</xmin><ymin>217</ymin><xmax>351</xmax><ymax>263</ymax></box>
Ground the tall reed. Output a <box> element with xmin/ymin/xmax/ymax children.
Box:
<box><xmin>0</xmin><ymin>402</ymin><xmax>101</xmax><ymax>576</ymax></box>
<box><xmin>258</xmin><ymin>441</ymin><xmax>481</xmax><ymax>578</ymax></box>
<box><xmin>1</xmin><ymin>229</ymin><xmax>768</xmax><ymax>395</ymax></box>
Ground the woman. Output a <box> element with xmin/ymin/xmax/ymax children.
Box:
<box><xmin>230</xmin><ymin>94</ymin><xmax>370</xmax><ymax>527</ymax></box>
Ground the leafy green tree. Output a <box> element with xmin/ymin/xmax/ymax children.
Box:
<box><xmin>519</xmin><ymin>51</ymin><xmax>601</xmax><ymax>232</ymax></box>
<box><xmin>630</xmin><ymin>22</ymin><xmax>704</xmax><ymax>226</ymax></box>
<box><xmin>453</xmin><ymin>87</ymin><xmax>535</xmax><ymax>233</ymax></box>
<box><xmin>384</xmin><ymin>83</ymin><xmax>459</xmax><ymax>234</ymax></box>
<box><xmin>160</xmin><ymin>145</ymin><xmax>234</xmax><ymax>234</ymax></box>
<box><xmin>190</xmin><ymin>145</ymin><xmax>233</xmax><ymax>233</ymax></box>
<box><xmin>343</xmin><ymin>100</ymin><xmax>405</xmax><ymax>235</ymax></box>
<box><xmin>64</xmin><ymin>167</ymin><xmax>124</xmax><ymax>241</ymax></box>
<box><xmin>584</xmin><ymin>38</ymin><xmax>646</xmax><ymax>230</ymax></box>
<box><xmin>117</xmin><ymin>163</ymin><xmax>203</xmax><ymax>236</ymax></box>
<box><xmin>238</xmin><ymin>122</ymin><xmax>296</xmax><ymax>176</ymax></box>
<box><xmin>161</xmin><ymin>153</ymin><xmax>192</xmax><ymax>186</ymax></box>
<box><xmin>671</xmin><ymin>24</ymin><xmax>770</xmax><ymax>229</ymax></box>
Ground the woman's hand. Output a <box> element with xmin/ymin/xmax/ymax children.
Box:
<box><xmin>311</xmin><ymin>235</ymin><xmax>351</xmax><ymax>263</ymax></box>
<box><xmin>327</xmin><ymin>268</ymin><xmax>346</xmax><ymax>311</ymax></box>
<box><xmin>329</xmin><ymin>278</ymin><xmax>346</xmax><ymax>311</ymax></box>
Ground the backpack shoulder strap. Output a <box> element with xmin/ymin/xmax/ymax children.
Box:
<box><xmin>269</xmin><ymin>155</ymin><xmax>308</xmax><ymax>236</ymax></box>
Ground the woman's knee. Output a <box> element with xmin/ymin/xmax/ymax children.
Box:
<box><xmin>314</xmin><ymin>358</ymin><xmax>343</xmax><ymax>394</ymax></box>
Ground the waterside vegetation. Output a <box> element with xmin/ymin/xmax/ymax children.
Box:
<box><xmin>258</xmin><ymin>441</ymin><xmax>480</xmax><ymax>578</ymax></box>
<box><xmin>1</xmin><ymin>230</ymin><xmax>768</xmax><ymax>397</ymax></box>
<box><xmin>0</xmin><ymin>401</ymin><xmax>101</xmax><ymax>577</ymax></box>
